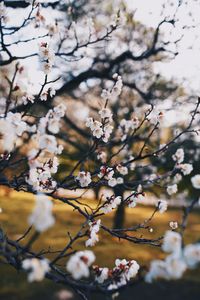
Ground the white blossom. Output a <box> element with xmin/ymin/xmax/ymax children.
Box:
<box><xmin>114</xmin><ymin>259</ymin><xmax>140</xmax><ymax>283</ymax></box>
<box><xmin>165</xmin><ymin>255</ymin><xmax>187</xmax><ymax>279</ymax></box>
<box><xmin>119</xmin><ymin>119</ymin><xmax>137</xmax><ymax>133</ymax></box>
<box><xmin>167</xmin><ymin>184</ymin><xmax>178</xmax><ymax>195</ymax></box>
<box><xmin>40</xmin><ymin>91</ymin><xmax>48</xmax><ymax>101</ymax></box>
<box><xmin>184</xmin><ymin>244</ymin><xmax>200</xmax><ymax>269</ymax></box>
<box><xmin>102</xmin><ymin>124</ymin><xmax>113</xmax><ymax>142</ymax></box>
<box><xmin>108</xmin><ymin>177</ymin><xmax>117</xmax><ymax>187</ymax></box>
<box><xmin>157</xmin><ymin>200</ymin><xmax>168</xmax><ymax>213</ymax></box>
<box><xmin>66</xmin><ymin>251</ymin><xmax>95</xmax><ymax>280</ymax></box>
<box><xmin>26</xmin><ymin>162</ymin><xmax>57</xmax><ymax>192</ymax></box>
<box><xmin>86</xmin><ymin>117</ymin><xmax>94</xmax><ymax>128</ymax></box>
<box><xmin>169</xmin><ymin>221</ymin><xmax>178</xmax><ymax>230</ymax></box>
<box><xmin>101</xmin><ymin>195</ymin><xmax>121</xmax><ymax>214</ymax></box>
<box><xmin>172</xmin><ymin>148</ymin><xmax>184</xmax><ymax>164</ymax></box>
<box><xmin>22</xmin><ymin>258</ymin><xmax>50</xmax><ymax>282</ymax></box>
<box><xmin>95</xmin><ymin>267</ymin><xmax>109</xmax><ymax>283</ymax></box>
<box><xmin>127</xmin><ymin>193</ymin><xmax>145</xmax><ymax>208</ymax></box>
<box><xmin>116</xmin><ymin>165</ymin><xmax>128</xmax><ymax>176</ymax></box>
<box><xmin>178</xmin><ymin>163</ymin><xmax>193</xmax><ymax>176</ymax></box>
<box><xmin>101</xmin><ymin>75</ymin><xmax>123</xmax><ymax>103</ymax></box>
<box><xmin>98</xmin><ymin>166</ymin><xmax>114</xmax><ymax>180</ymax></box>
<box><xmin>0</xmin><ymin>119</ymin><xmax>16</xmax><ymax>152</ymax></box>
<box><xmin>149</xmin><ymin>111</ymin><xmax>164</xmax><ymax>125</ymax></box>
<box><xmin>38</xmin><ymin>134</ymin><xmax>58</xmax><ymax>153</ymax></box>
<box><xmin>145</xmin><ymin>260</ymin><xmax>169</xmax><ymax>282</ymax></box>
<box><xmin>127</xmin><ymin>195</ymin><xmax>137</xmax><ymax>208</ymax></box>
<box><xmin>28</xmin><ymin>194</ymin><xmax>55</xmax><ymax>232</ymax></box>
<box><xmin>6</xmin><ymin>112</ymin><xmax>27</xmax><ymax>136</ymax></box>
<box><xmin>85</xmin><ymin>219</ymin><xmax>101</xmax><ymax>247</ymax></box>
<box><xmin>162</xmin><ymin>231</ymin><xmax>182</xmax><ymax>255</ymax></box>
<box><xmin>173</xmin><ymin>173</ymin><xmax>182</xmax><ymax>183</ymax></box>
<box><xmin>93</xmin><ymin>126</ymin><xmax>104</xmax><ymax>139</ymax></box>
<box><xmin>76</xmin><ymin>171</ymin><xmax>92</xmax><ymax>187</ymax></box>
<box><xmin>191</xmin><ymin>174</ymin><xmax>200</xmax><ymax>189</ymax></box>
<box><xmin>116</xmin><ymin>177</ymin><xmax>124</xmax><ymax>184</ymax></box>
<box><xmin>146</xmin><ymin>254</ymin><xmax>186</xmax><ymax>282</ymax></box>
<box><xmin>99</xmin><ymin>108</ymin><xmax>112</xmax><ymax>120</ymax></box>
<box><xmin>49</xmin><ymin>87</ymin><xmax>56</xmax><ymax>97</ymax></box>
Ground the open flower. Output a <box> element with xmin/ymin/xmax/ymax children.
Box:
<box><xmin>28</xmin><ymin>194</ymin><xmax>55</xmax><ymax>232</ymax></box>
<box><xmin>66</xmin><ymin>251</ymin><xmax>95</xmax><ymax>280</ymax></box>
<box><xmin>22</xmin><ymin>258</ymin><xmax>50</xmax><ymax>282</ymax></box>
<box><xmin>162</xmin><ymin>231</ymin><xmax>182</xmax><ymax>255</ymax></box>
<box><xmin>76</xmin><ymin>171</ymin><xmax>92</xmax><ymax>187</ymax></box>
<box><xmin>191</xmin><ymin>175</ymin><xmax>200</xmax><ymax>189</ymax></box>
<box><xmin>167</xmin><ymin>184</ymin><xmax>178</xmax><ymax>195</ymax></box>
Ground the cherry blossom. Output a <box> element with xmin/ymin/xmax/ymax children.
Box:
<box><xmin>76</xmin><ymin>171</ymin><xmax>92</xmax><ymax>187</ymax></box>
<box><xmin>85</xmin><ymin>219</ymin><xmax>101</xmax><ymax>247</ymax></box>
<box><xmin>157</xmin><ymin>200</ymin><xmax>168</xmax><ymax>213</ymax></box>
<box><xmin>22</xmin><ymin>258</ymin><xmax>50</xmax><ymax>282</ymax></box>
<box><xmin>101</xmin><ymin>195</ymin><xmax>122</xmax><ymax>214</ymax></box>
<box><xmin>162</xmin><ymin>231</ymin><xmax>182</xmax><ymax>255</ymax></box>
<box><xmin>172</xmin><ymin>148</ymin><xmax>184</xmax><ymax>164</ymax></box>
<box><xmin>167</xmin><ymin>184</ymin><xmax>178</xmax><ymax>195</ymax></box>
<box><xmin>66</xmin><ymin>251</ymin><xmax>95</xmax><ymax>280</ymax></box>
<box><xmin>178</xmin><ymin>163</ymin><xmax>193</xmax><ymax>176</ymax></box>
<box><xmin>28</xmin><ymin>194</ymin><xmax>55</xmax><ymax>232</ymax></box>
<box><xmin>191</xmin><ymin>174</ymin><xmax>200</xmax><ymax>189</ymax></box>
<box><xmin>184</xmin><ymin>244</ymin><xmax>200</xmax><ymax>268</ymax></box>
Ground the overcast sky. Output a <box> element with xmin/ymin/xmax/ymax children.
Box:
<box><xmin>6</xmin><ymin>0</ymin><xmax>200</xmax><ymax>94</ymax></box>
<box><xmin>127</xmin><ymin>0</ymin><xmax>200</xmax><ymax>92</ymax></box>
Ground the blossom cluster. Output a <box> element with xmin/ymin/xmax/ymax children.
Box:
<box><xmin>145</xmin><ymin>230</ymin><xmax>200</xmax><ymax>282</ymax></box>
<box><xmin>66</xmin><ymin>250</ymin><xmax>140</xmax><ymax>290</ymax></box>
<box><xmin>191</xmin><ymin>174</ymin><xmax>200</xmax><ymax>189</ymax></box>
<box><xmin>117</xmin><ymin>116</ymin><xmax>140</xmax><ymax>141</ymax></box>
<box><xmin>173</xmin><ymin>148</ymin><xmax>193</xmax><ymax>176</ymax></box>
<box><xmin>166</xmin><ymin>148</ymin><xmax>193</xmax><ymax>196</ymax></box>
<box><xmin>85</xmin><ymin>74</ymin><xmax>124</xmax><ymax>142</ymax></box>
<box><xmin>101</xmin><ymin>194</ymin><xmax>122</xmax><ymax>214</ymax></box>
<box><xmin>85</xmin><ymin>219</ymin><xmax>101</xmax><ymax>247</ymax></box>
<box><xmin>76</xmin><ymin>171</ymin><xmax>92</xmax><ymax>187</ymax></box>
<box><xmin>0</xmin><ymin>112</ymin><xmax>36</xmax><ymax>153</ymax></box>
<box><xmin>126</xmin><ymin>192</ymin><xmax>145</xmax><ymax>208</ymax></box>
<box><xmin>101</xmin><ymin>74</ymin><xmax>123</xmax><ymax>103</ymax></box>
<box><xmin>39</xmin><ymin>42</ymin><xmax>55</xmax><ymax>75</ymax></box>
<box><xmin>86</xmin><ymin>108</ymin><xmax>113</xmax><ymax>142</ymax></box>
<box><xmin>98</xmin><ymin>166</ymin><xmax>124</xmax><ymax>187</ymax></box>
<box><xmin>26</xmin><ymin>104</ymin><xmax>65</xmax><ymax>192</ymax></box>
<box><xmin>94</xmin><ymin>258</ymin><xmax>140</xmax><ymax>290</ymax></box>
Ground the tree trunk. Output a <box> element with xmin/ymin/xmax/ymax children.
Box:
<box><xmin>113</xmin><ymin>186</ymin><xmax>125</xmax><ymax>229</ymax></box>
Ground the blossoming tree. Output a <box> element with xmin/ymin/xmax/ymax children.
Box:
<box><xmin>0</xmin><ymin>0</ymin><xmax>200</xmax><ymax>299</ymax></box>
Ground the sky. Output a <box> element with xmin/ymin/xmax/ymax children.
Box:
<box><xmin>126</xmin><ymin>0</ymin><xmax>200</xmax><ymax>92</ymax></box>
<box><xmin>4</xmin><ymin>0</ymin><xmax>200</xmax><ymax>96</ymax></box>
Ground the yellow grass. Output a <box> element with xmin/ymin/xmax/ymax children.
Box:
<box><xmin>0</xmin><ymin>188</ymin><xmax>200</xmax><ymax>268</ymax></box>
<box><xmin>0</xmin><ymin>188</ymin><xmax>200</xmax><ymax>300</ymax></box>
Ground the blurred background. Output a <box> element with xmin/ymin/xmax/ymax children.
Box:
<box><xmin>1</xmin><ymin>0</ymin><xmax>200</xmax><ymax>299</ymax></box>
